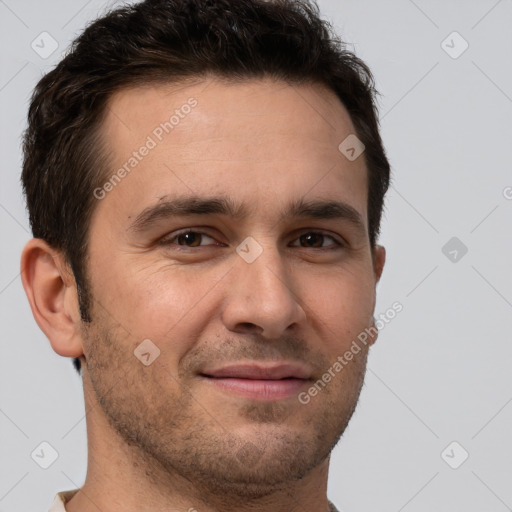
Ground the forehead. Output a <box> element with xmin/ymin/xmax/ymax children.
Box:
<box><xmin>95</xmin><ymin>77</ymin><xmax>368</xmax><ymax>230</ymax></box>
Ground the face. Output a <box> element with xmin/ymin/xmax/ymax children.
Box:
<box><xmin>81</xmin><ymin>77</ymin><xmax>384</xmax><ymax>498</ymax></box>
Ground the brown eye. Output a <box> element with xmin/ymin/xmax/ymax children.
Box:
<box><xmin>176</xmin><ymin>232</ymin><xmax>202</xmax><ymax>247</ymax></box>
<box><xmin>300</xmin><ymin>233</ymin><xmax>323</xmax><ymax>247</ymax></box>
<box><xmin>160</xmin><ymin>230</ymin><xmax>218</xmax><ymax>248</ymax></box>
<box><xmin>291</xmin><ymin>232</ymin><xmax>341</xmax><ymax>249</ymax></box>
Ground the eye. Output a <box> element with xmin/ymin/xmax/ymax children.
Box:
<box><xmin>160</xmin><ymin>229</ymin><xmax>219</xmax><ymax>248</ymax></box>
<box><xmin>159</xmin><ymin>229</ymin><xmax>344</xmax><ymax>250</ymax></box>
<box><xmin>290</xmin><ymin>231</ymin><xmax>343</xmax><ymax>249</ymax></box>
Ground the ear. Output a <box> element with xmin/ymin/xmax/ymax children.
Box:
<box><xmin>20</xmin><ymin>238</ymin><xmax>84</xmax><ymax>359</ymax></box>
<box><xmin>367</xmin><ymin>244</ymin><xmax>386</xmax><ymax>346</ymax></box>
<box><xmin>372</xmin><ymin>244</ymin><xmax>386</xmax><ymax>283</ymax></box>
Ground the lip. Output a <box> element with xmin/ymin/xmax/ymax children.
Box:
<box><xmin>199</xmin><ymin>363</ymin><xmax>312</xmax><ymax>401</ymax></box>
<box><xmin>201</xmin><ymin>363</ymin><xmax>312</xmax><ymax>380</ymax></box>
<box><xmin>201</xmin><ymin>376</ymin><xmax>308</xmax><ymax>400</ymax></box>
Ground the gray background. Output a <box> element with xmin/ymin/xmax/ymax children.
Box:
<box><xmin>1</xmin><ymin>1</ymin><xmax>511</xmax><ymax>511</ymax></box>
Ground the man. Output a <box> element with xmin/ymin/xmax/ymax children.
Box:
<box><xmin>20</xmin><ymin>0</ymin><xmax>390</xmax><ymax>511</ymax></box>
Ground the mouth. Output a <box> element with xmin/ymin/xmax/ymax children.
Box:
<box><xmin>199</xmin><ymin>363</ymin><xmax>312</xmax><ymax>401</ymax></box>
<box><xmin>199</xmin><ymin>375</ymin><xmax>309</xmax><ymax>400</ymax></box>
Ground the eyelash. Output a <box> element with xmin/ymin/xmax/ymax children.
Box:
<box><xmin>159</xmin><ymin>229</ymin><xmax>345</xmax><ymax>250</ymax></box>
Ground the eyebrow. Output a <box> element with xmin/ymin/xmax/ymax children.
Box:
<box><xmin>127</xmin><ymin>195</ymin><xmax>366</xmax><ymax>234</ymax></box>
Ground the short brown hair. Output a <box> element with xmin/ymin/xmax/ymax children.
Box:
<box><xmin>21</xmin><ymin>0</ymin><xmax>391</xmax><ymax>375</ymax></box>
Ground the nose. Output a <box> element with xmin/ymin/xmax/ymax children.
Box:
<box><xmin>221</xmin><ymin>243</ymin><xmax>307</xmax><ymax>339</ymax></box>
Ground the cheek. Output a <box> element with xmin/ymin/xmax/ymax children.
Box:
<box><xmin>308</xmin><ymin>266</ymin><xmax>375</xmax><ymax>345</ymax></box>
<box><xmin>104</xmin><ymin>261</ymin><xmax>221</xmax><ymax>344</ymax></box>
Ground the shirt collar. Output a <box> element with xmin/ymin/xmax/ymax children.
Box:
<box><xmin>49</xmin><ymin>489</ymin><xmax>340</xmax><ymax>512</ymax></box>
<box><xmin>49</xmin><ymin>489</ymin><xmax>79</xmax><ymax>511</ymax></box>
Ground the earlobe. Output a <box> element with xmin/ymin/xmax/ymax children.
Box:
<box><xmin>366</xmin><ymin>315</ymin><xmax>378</xmax><ymax>346</ymax></box>
<box><xmin>20</xmin><ymin>239</ymin><xmax>84</xmax><ymax>358</ymax></box>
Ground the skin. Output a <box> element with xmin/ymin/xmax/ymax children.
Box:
<box><xmin>21</xmin><ymin>76</ymin><xmax>385</xmax><ymax>512</ymax></box>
